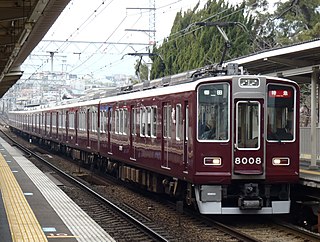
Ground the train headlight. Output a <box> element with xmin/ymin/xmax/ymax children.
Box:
<box><xmin>272</xmin><ymin>157</ymin><xmax>290</xmax><ymax>166</ymax></box>
<box><xmin>204</xmin><ymin>157</ymin><xmax>222</xmax><ymax>166</ymax></box>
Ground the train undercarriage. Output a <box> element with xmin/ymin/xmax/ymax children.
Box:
<box><xmin>13</xmin><ymin>129</ymin><xmax>292</xmax><ymax>215</ymax></box>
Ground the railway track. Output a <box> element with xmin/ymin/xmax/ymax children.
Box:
<box><xmin>0</xmin><ymin>127</ymin><xmax>172</xmax><ymax>242</ymax></box>
<box><xmin>1</xmin><ymin>124</ymin><xmax>320</xmax><ymax>241</ymax></box>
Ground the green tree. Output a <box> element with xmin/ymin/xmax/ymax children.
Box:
<box><xmin>148</xmin><ymin>0</ymin><xmax>319</xmax><ymax>79</ymax></box>
<box><xmin>151</xmin><ymin>0</ymin><xmax>253</xmax><ymax>78</ymax></box>
<box><xmin>245</xmin><ymin>0</ymin><xmax>320</xmax><ymax>48</ymax></box>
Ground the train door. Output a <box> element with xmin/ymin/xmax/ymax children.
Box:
<box><xmin>233</xmin><ymin>99</ymin><xmax>264</xmax><ymax>177</ymax></box>
<box><xmin>129</xmin><ymin>105</ymin><xmax>136</xmax><ymax>161</ymax></box>
<box><xmin>161</xmin><ymin>102</ymin><xmax>172</xmax><ymax>169</ymax></box>
<box><xmin>183</xmin><ymin>101</ymin><xmax>189</xmax><ymax>173</ymax></box>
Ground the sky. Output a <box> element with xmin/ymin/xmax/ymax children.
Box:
<box><xmin>21</xmin><ymin>0</ymin><xmax>267</xmax><ymax>80</ymax></box>
<box><xmin>21</xmin><ymin>0</ymin><xmax>222</xmax><ymax>79</ymax></box>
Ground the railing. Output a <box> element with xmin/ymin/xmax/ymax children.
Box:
<box><xmin>300</xmin><ymin>127</ymin><xmax>320</xmax><ymax>160</ymax></box>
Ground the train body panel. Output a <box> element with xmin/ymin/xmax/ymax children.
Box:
<box><xmin>8</xmin><ymin>67</ymin><xmax>300</xmax><ymax>214</ymax></box>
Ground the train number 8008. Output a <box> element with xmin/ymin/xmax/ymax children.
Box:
<box><xmin>234</xmin><ymin>157</ymin><xmax>262</xmax><ymax>165</ymax></box>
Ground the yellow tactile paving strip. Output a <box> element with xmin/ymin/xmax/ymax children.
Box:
<box><xmin>0</xmin><ymin>154</ymin><xmax>48</xmax><ymax>242</ymax></box>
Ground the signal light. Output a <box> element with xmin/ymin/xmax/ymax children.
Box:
<box><xmin>204</xmin><ymin>157</ymin><xmax>222</xmax><ymax>166</ymax></box>
<box><xmin>272</xmin><ymin>157</ymin><xmax>290</xmax><ymax>166</ymax></box>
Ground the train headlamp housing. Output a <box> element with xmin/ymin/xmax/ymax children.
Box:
<box><xmin>272</xmin><ymin>157</ymin><xmax>290</xmax><ymax>166</ymax></box>
<box><xmin>239</xmin><ymin>78</ymin><xmax>260</xmax><ymax>88</ymax></box>
<box><xmin>204</xmin><ymin>157</ymin><xmax>222</xmax><ymax>166</ymax></box>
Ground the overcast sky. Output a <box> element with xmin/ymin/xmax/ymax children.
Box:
<box><xmin>23</xmin><ymin>0</ymin><xmax>269</xmax><ymax>79</ymax></box>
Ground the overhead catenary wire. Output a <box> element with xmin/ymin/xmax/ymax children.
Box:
<box><xmin>22</xmin><ymin>0</ymin><xmax>279</xmax><ymax>80</ymax></box>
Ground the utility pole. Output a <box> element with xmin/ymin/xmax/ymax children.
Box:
<box><xmin>125</xmin><ymin>1</ymin><xmax>156</xmax><ymax>80</ymax></box>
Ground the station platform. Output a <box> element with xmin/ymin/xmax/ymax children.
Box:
<box><xmin>0</xmin><ymin>137</ymin><xmax>115</xmax><ymax>242</ymax></box>
<box><xmin>299</xmin><ymin>159</ymin><xmax>320</xmax><ymax>188</ymax></box>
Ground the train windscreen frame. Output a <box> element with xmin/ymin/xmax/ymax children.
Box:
<box><xmin>267</xmin><ymin>84</ymin><xmax>295</xmax><ymax>142</ymax></box>
<box><xmin>197</xmin><ymin>82</ymin><xmax>229</xmax><ymax>142</ymax></box>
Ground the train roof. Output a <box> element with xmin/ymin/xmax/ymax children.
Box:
<box><xmin>9</xmin><ymin>64</ymin><xmax>298</xmax><ymax>114</ymax></box>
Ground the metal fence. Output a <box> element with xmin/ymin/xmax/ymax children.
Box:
<box><xmin>300</xmin><ymin>127</ymin><xmax>320</xmax><ymax>160</ymax></box>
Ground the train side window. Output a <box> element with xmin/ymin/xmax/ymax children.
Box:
<box><xmin>151</xmin><ymin>106</ymin><xmax>157</xmax><ymax>138</ymax></box>
<box><xmin>186</xmin><ymin>105</ymin><xmax>189</xmax><ymax>140</ymax></box>
<box><xmin>100</xmin><ymin>110</ymin><xmax>103</xmax><ymax>133</ymax></box>
<box><xmin>176</xmin><ymin>104</ymin><xmax>182</xmax><ymax>140</ymax></box>
<box><xmin>118</xmin><ymin>109</ymin><xmax>122</xmax><ymax>134</ymax></box>
<box><xmin>117</xmin><ymin>108</ymin><xmax>127</xmax><ymax>135</ymax></box>
<box><xmin>131</xmin><ymin>108</ymin><xmax>137</xmax><ymax>135</ymax></box>
<box><xmin>146</xmin><ymin>107</ymin><xmax>151</xmax><ymax>137</ymax></box>
<box><xmin>91</xmin><ymin>110</ymin><xmax>97</xmax><ymax>132</ymax></box>
<box><xmin>69</xmin><ymin>112</ymin><xmax>72</xmax><ymax>130</ymax></box>
<box><xmin>140</xmin><ymin>107</ymin><xmax>146</xmax><ymax>137</ymax></box>
<box><xmin>78</xmin><ymin>111</ymin><xmax>81</xmax><ymax>130</ymax></box>
<box><xmin>82</xmin><ymin>111</ymin><xmax>85</xmax><ymax>130</ymax></box>
<box><xmin>115</xmin><ymin>109</ymin><xmax>119</xmax><ymax>134</ymax></box>
<box><xmin>101</xmin><ymin>110</ymin><xmax>107</xmax><ymax>133</ymax></box>
<box><xmin>122</xmin><ymin>108</ymin><xmax>128</xmax><ymax>135</ymax></box>
<box><xmin>46</xmin><ymin>113</ymin><xmax>50</xmax><ymax>134</ymax></box>
<box><xmin>104</xmin><ymin>110</ymin><xmax>107</xmax><ymax>133</ymax></box>
<box><xmin>109</xmin><ymin>108</ymin><xmax>113</xmax><ymax>133</ymax></box>
<box><xmin>52</xmin><ymin>112</ymin><xmax>56</xmax><ymax>128</ymax></box>
<box><xmin>63</xmin><ymin>111</ymin><xmax>66</xmax><ymax>129</ymax></box>
<box><xmin>103</xmin><ymin>110</ymin><xmax>107</xmax><ymax>133</ymax></box>
<box><xmin>163</xmin><ymin>104</ymin><xmax>172</xmax><ymax>139</ymax></box>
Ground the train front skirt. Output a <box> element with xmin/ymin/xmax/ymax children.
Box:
<box><xmin>194</xmin><ymin>185</ymin><xmax>291</xmax><ymax>214</ymax></box>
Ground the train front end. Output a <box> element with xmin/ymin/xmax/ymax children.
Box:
<box><xmin>194</xmin><ymin>75</ymin><xmax>299</xmax><ymax>214</ymax></box>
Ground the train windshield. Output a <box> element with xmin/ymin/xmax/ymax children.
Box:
<box><xmin>267</xmin><ymin>84</ymin><xmax>295</xmax><ymax>141</ymax></box>
<box><xmin>197</xmin><ymin>83</ymin><xmax>229</xmax><ymax>141</ymax></box>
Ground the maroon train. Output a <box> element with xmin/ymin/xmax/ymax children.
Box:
<box><xmin>8</xmin><ymin>64</ymin><xmax>300</xmax><ymax>214</ymax></box>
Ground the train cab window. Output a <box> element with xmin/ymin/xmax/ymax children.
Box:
<box><xmin>267</xmin><ymin>85</ymin><xmax>295</xmax><ymax>141</ymax></box>
<box><xmin>197</xmin><ymin>83</ymin><xmax>229</xmax><ymax>141</ymax></box>
<box><xmin>236</xmin><ymin>101</ymin><xmax>260</xmax><ymax>149</ymax></box>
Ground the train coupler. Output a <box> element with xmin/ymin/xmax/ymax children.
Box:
<box><xmin>238</xmin><ymin>197</ymin><xmax>263</xmax><ymax>210</ymax></box>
